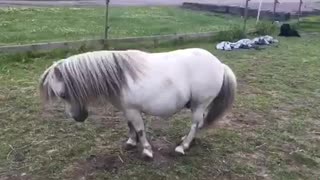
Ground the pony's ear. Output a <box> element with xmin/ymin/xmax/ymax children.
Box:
<box><xmin>53</xmin><ymin>67</ymin><xmax>63</xmax><ymax>82</ymax></box>
<box><xmin>52</xmin><ymin>67</ymin><xmax>66</xmax><ymax>98</ymax></box>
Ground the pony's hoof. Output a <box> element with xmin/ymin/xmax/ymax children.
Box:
<box><xmin>175</xmin><ymin>146</ymin><xmax>185</xmax><ymax>155</ymax></box>
<box><xmin>125</xmin><ymin>138</ymin><xmax>137</xmax><ymax>150</ymax></box>
<box><xmin>142</xmin><ymin>148</ymin><xmax>153</xmax><ymax>159</ymax></box>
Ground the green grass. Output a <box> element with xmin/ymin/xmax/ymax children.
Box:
<box><xmin>298</xmin><ymin>16</ymin><xmax>320</xmax><ymax>32</ymax></box>
<box><xmin>1</xmin><ymin>31</ymin><xmax>320</xmax><ymax>179</ymax></box>
<box><xmin>0</xmin><ymin>7</ymin><xmax>255</xmax><ymax>46</ymax></box>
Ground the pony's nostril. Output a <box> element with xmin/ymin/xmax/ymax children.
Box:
<box><xmin>74</xmin><ymin>116</ymin><xmax>86</xmax><ymax>122</ymax></box>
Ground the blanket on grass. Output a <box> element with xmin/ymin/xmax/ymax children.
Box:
<box><xmin>216</xmin><ymin>35</ymin><xmax>279</xmax><ymax>51</ymax></box>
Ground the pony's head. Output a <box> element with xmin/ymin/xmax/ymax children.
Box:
<box><xmin>39</xmin><ymin>61</ymin><xmax>88</xmax><ymax>122</ymax></box>
<box><xmin>39</xmin><ymin>50</ymin><xmax>146</xmax><ymax>122</ymax></box>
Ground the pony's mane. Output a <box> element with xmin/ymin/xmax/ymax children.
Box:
<box><xmin>39</xmin><ymin>50</ymin><xmax>147</xmax><ymax>105</ymax></box>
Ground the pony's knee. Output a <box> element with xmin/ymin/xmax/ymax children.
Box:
<box><xmin>125</xmin><ymin>110</ymin><xmax>144</xmax><ymax>128</ymax></box>
<box><xmin>192</xmin><ymin>108</ymin><xmax>205</xmax><ymax>126</ymax></box>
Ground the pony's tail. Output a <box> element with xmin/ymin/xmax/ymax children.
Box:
<box><xmin>203</xmin><ymin>64</ymin><xmax>237</xmax><ymax>128</ymax></box>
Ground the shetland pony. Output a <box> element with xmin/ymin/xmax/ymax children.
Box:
<box><xmin>39</xmin><ymin>48</ymin><xmax>237</xmax><ymax>158</ymax></box>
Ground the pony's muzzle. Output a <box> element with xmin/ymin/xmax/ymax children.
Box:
<box><xmin>72</xmin><ymin>109</ymin><xmax>88</xmax><ymax>122</ymax></box>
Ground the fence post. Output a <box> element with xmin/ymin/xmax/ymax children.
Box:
<box><xmin>273</xmin><ymin>0</ymin><xmax>279</xmax><ymax>22</ymax></box>
<box><xmin>104</xmin><ymin>0</ymin><xmax>110</xmax><ymax>47</ymax></box>
<box><xmin>256</xmin><ymin>0</ymin><xmax>263</xmax><ymax>24</ymax></box>
<box><xmin>243</xmin><ymin>0</ymin><xmax>250</xmax><ymax>33</ymax></box>
<box><xmin>298</xmin><ymin>0</ymin><xmax>303</xmax><ymax>22</ymax></box>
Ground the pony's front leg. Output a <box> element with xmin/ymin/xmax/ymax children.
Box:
<box><xmin>125</xmin><ymin>109</ymin><xmax>153</xmax><ymax>159</ymax></box>
<box><xmin>175</xmin><ymin>108</ymin><xmax>204</xmax><ymax>155</ymax></box>
<box><xmin>125</xmin><ymin>121</ymin><xmax>139</xmax><ymax>149</ymax></box>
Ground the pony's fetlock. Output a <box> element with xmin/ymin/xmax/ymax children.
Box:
<box><xmin>125</xmin><ymin>138</ymin><xmax>137</xmax><ymax>150</ymax></box>
<box><xmin>126</xmin><ymin>137</ymin><xmax>137</xmax><ymax>146</ymax></box>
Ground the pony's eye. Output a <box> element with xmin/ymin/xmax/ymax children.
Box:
<box><xmin>59</xmin><ymin>92</ymin><xmax>67</xmax><ymax>99</ymax></box>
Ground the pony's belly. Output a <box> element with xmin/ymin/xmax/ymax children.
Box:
<box><xmin>142</xmin><ymin>102</ymin><xmax>184</xmax><ymax>118</ymax></box>
<box><xmin>140</xmin><ymin>94</ymin><xmax>187</xmax><ymax>118</ymax></box>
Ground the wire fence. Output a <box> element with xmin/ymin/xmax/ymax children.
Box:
<box><xmin>101</xmin><ymin>0</ymin><xmax>308</xmax><ymax>39</ymax></box>
<box><xmin>0</xmin><ymin>0</ymin><xmax>315</xmax><ymax>47</ymax></box>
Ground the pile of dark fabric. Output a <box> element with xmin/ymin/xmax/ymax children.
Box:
<box><xmin>279</xmin><ymin>23</ymin><xmax>301</xmax><ymax>37</ymax></box>
<box><xmin>216</xmin><ymin>35</ymin><xmax>279</xmax><ymax>51</ymax></box>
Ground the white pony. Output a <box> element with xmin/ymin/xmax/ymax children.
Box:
<box><xmin>39</xmin><ymin>48</ymin><xmax>237</xmax><ymax>159</ymax></box>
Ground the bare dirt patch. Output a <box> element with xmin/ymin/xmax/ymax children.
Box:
<box><xmin>219</xmin><ymin>111</ymin><xmax>264</xmax><ymax>130</ymax></box>
<box><xmin>65</xmin><ymin>154</ymin><xmax>123</xmax><ymax>180</ymax></box>
<box><xmin>39</xmin><ymin>102</ymin><xmax>187</xmax><ymax>178</ymax></box>
<box><xmin>64</xmin><ymin>135</ymin><xmax>179</xmax><ymax>180</ymax></box>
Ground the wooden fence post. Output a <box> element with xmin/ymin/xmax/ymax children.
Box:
<box><xmin>243</xmin><ymin>0</ymin><xmax>250</xmax><ymax>32</ymax></box>
<box><xmin>298</xmin><ymin>0</ymin><xmax>303</xmax><ymax>22</ymax></box>
<box><xmin>104</xmin><ymin>0</ymin><xmax>110</xmax><ymax>47</ymax></box>
<box><xmin>273</xmin><ymin>0</ymin><xmax>279</xmax><ymax>22</ymax></box>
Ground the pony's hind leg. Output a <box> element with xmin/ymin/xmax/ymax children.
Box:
<box><xmin>124</xmin><ymin>109</ymin><xmax>153</xmax><ymax>159</ymax></box>
<box><xmin>175</xmin><ymin>107</ymin><xmax>204</xmax><ymax>155</ymax></box>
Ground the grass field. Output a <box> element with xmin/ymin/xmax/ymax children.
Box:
<box><xmin>298</xmin><ymin>16</ymin><xmax>320</xmax><ymax>32</ymax></box>
<box><xmin>0</xmin><ymin>7</ymin><xmax>255</xmax><ymax>46</ymax></box>
<box><xmin>1</xmin><ymin>25</ymin><xmax>320</xmax><ymax>179</ymax></box>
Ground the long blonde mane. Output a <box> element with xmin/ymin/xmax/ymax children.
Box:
<box><xmin>39</xmin><ymin>50</ymin><xmax>146</xmax><ymax>105</ymax></box>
